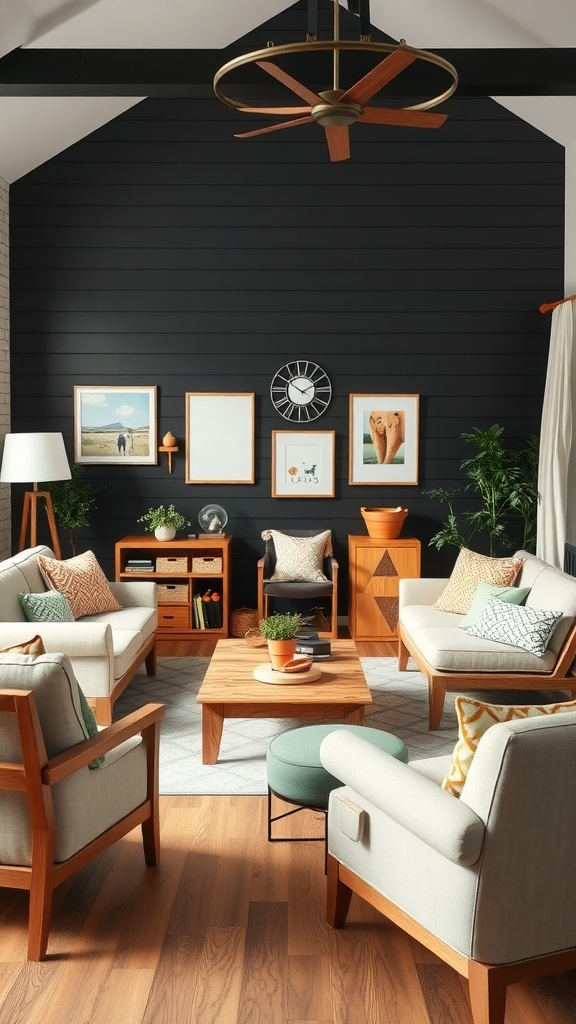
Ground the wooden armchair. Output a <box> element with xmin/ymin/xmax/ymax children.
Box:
<box><xmin>0</xmin><ymin>652</ymin><xmax>164</xmax><ymax>960</ymax></box>
<box><xmin>257</xmin><ymin>528</ymin><xmax>339</xmax><ymax>638</ymax></box>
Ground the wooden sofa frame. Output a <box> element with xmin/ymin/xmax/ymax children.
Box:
<box><xmin>0</xmin><ymin>688</ymin><xmax>164</xmax><ymax>960</ymax></box>
<box><xmin>399</xmin><ymin>621</ymin><xmax>576</xmax><ymax>730</ymax></box>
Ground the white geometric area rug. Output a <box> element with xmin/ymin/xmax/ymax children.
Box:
<box><xmin>113</xmin><ymin>656</ymin><xmax>566</xmax><ymax>796</ymax></box>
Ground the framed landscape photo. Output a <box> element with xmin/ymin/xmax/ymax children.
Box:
<box><xmin>186</xmin><ymin>392</ymin><xmax>255</xmax><ymax>484</ymax></box>
<box><xmin>272</xmin><ymin>430</ymin><xmax>335</xmax><ymax>498</ymax></box>
<box><xmin>349</xmin><ymin>393</ymin><xmax>419</xmax><ymax>485</ymax></box>
<box><xmin>74</xmin><ymin>385</ymin><xmax>157</xmax><ymax>464</ymax></box>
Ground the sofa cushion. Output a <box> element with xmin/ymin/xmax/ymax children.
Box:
<box><xmin>434</xmin><ymin>548</ymin><xmax>525</xmax><ymax>615</ymax></box>
<box><xmin>466</xmin><ymin>597</ymin><xmax>563</xmax><ymax>657</ymax></box>
<box><xmin>38</xmin><ymin>550</ymin><xmax>122</xmax><ymax>619</ymax></box>
<box><xmin>459</xmin><ymin>583</ymin><xmax>531</xmax><ymax>629</ymax></box>
<box><xmin>19</xmin><ymin>590</ymin><xmax>74</xmax><ymax>623</ymax></box>
<box><xmin>442</xmin><ymin>695</ymin><xmax>576</xmax><ymax>797</ymax></box>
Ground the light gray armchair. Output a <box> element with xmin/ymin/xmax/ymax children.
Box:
<box><xmin>320</xmin><ymin>713</ymin><xmax>576</xmax><ymax>1024</ymax></box>
<box><xmin>0</xmin><ymin>652</ymin><xmax>164</xmax><ymax>960</ymax></box>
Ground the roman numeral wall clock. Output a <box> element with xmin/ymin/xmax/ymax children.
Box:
<box><xmin>270</xmin><ymin>361</ymin><xmax>332</xmax><ymax>422</ymax></box>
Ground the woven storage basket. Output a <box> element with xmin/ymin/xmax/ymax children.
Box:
<box><xmin>158</xmin><ymin>583</ymin><xmax>189</xmax><ymax>603</ymax></box>
<box><xmin>156</xmin><ymin>556</ymin><xmax>188</xmax><ymax>573</ymax></box>
<box><xmin>230</xmin><ymin>607</ymin><xmax>259</xmax><ymax>638</ymax></box>
<box><xmin>192</xmin><ymin>556</ymin><xmax>222</xmax><ymax>574</ymax></box>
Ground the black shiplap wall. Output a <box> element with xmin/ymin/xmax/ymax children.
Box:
<box><xmin>9</xmin><ymin>15</ymin><xmax>564</xmax><ymax>611</ymax></box>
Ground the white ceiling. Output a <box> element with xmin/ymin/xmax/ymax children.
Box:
<box><xmin>0</xmin><ymin>0</ymin><xmax>574</xmax><ymax>182</ymax></box>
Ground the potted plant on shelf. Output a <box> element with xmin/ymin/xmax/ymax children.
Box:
<box><xmin>258</xmin><ymin>611</ymin><xmax>310</xmax><ymax>669</ymax></box>
<box><xmin>137</xmin><ymin>503</ymin><xmax>191</xmax><ymax>541</ymax></box>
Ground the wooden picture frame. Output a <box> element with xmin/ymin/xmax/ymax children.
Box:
<box><xmin>349</xmin><ymin>394</ymin><xmax>419</xmax><ymax>485</ymax></box>
<box><xmin>185</xmin><ymin>392</ymin><xmax>255</xmax><ymax>484</ymax></box>
<box><xmin>74</xmin><ymin>385</ymin><xmax>157</xmax><ymax>464</ymax></box>
<box><xmin>272</xmin><ymin>430</ymin><xmax>336</xmax><ymax>498</ymax></box>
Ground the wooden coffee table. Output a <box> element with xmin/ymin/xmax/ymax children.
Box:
<box><xmin>196</xmin><ymin>638</ymin><xmax>372</xmax><ymax>764</ymax></box>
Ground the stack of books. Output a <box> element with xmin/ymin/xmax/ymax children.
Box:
<box><xmin>193</xmin><ymin>589</ymin><xmax>222</xmax><ymax>629</ymax></box>
<box><xmin>124</xmin><ymin>558</ymin><xmax>154</xmax><ymax>573</ymax></box>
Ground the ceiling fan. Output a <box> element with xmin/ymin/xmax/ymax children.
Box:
<box><xmin>213</xmin><ymin>0</ymin><xmax>458</xmax><ymax>163</ymax></box>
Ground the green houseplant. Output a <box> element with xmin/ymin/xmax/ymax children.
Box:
<box><xmin>137</xmin><ymin>503</ymin><xmax>191</xmax><ymax>541</ymax></box>
<box><xmin>425</xmin><ymin>424</ymin><xmax>539</xmax><ymax>556</ymax></box>
<box><xmin>258</xmin><ymin>611</ymin><xmax>310</xmax><ymax>669</ymax></box>
<box><xmin>48</xmin><ymin>464</ymin><xmax>99</xmax><ymax>556</ymax></box>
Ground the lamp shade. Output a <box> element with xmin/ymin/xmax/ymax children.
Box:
<box><xmin>0</xmin><ymin>432</ymin><xmax>72</xmax><ymax>484</ymax></box>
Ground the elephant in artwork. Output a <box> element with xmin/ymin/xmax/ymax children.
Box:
<box><xmin>369</xmin><ymin>410</ymin><xmax>405</xmax><ymax>464</ymax></box>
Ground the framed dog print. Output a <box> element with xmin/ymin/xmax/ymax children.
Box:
<box><xmin>272</xmin><ymin>430</ymin><xmax>335</xmax><ymax>497</ymax></box>
<box><xmin>186</xmin><ymin>392</ymin><xmax>255</xmax><ymax>483</ymax></box>
<box><xmin>74</xmin><ymin>385</ymin><xmax>157</xmax><ymax>464</ymax></box>
<box><xmin>349</xmin><ymin>394</ymin><xmax>419</xmax><ymax>485</ymax></box>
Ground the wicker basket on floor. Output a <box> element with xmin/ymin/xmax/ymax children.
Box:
<box><xmin>230</xmin><ymin>607</ymin><xmax>259</xmax><ymax>638</ymax></box>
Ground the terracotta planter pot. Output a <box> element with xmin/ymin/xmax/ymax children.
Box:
<box><xmin>361</xmin><ymin>507</ymin><xmax>408</xmax><ymax>540</ymax></box>
<box><xmin>267</xmin><ymin>638</ymin><xmax>298</xmax><ymax>670</ymax></box>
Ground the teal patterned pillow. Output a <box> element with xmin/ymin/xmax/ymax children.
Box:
<box><xmin>19</xmin><ymin>590</ymin><xmax>74</xmax><ymax>623</ymax></box>
<box><xmin>466</xmin><ymin>596</ymin><xmax>563</xmax><ymax>656</ymax></box>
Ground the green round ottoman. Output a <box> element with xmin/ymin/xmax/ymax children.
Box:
<box><xmin>266</xmin><ymin>723</ymin><xmax>409</xmax><ymax>845</ymax></box>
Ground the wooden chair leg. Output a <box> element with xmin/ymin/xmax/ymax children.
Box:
<box><xmin>145</xmin><ymin>643</ymin><xmax>157</xmax><ymax>677</ymax></box>
<box><xmin>468</xmin><ymin>961</ymin><xmax>507</xmax><ymax>1024</ymax></box>
<box><xmin>326</xmin><ymin>854</ymin><xmax>353</xmax><ymax>929</ymax></box>
<box><xmin>428</xmin><ymin>679</ymin><xmax>447</xmax><ymax>730</ymax></box>
<box><xmin>27</xmin><ymin>840</ymin><xmax>55</xmax><ymax>961</ymax></box>
<box><xmin>142</xmin><ymin>721</ymin><xmax>161</xmax><ymax>866</ymax></box>
<box><xmin>398</xmin><ymin>637</ymin><xmax>410</xmax><ymax>671</ymax></box>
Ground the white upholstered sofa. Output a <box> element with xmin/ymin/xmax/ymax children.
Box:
<box><xmin>399</xmin><ymin>549</ymin><xmax>576</xmax><ymax>729</ymax></box>
<box><xmin>0</xmin><ymin>545</ymin><xmax>157</xmax><ymax>724</ymax></box>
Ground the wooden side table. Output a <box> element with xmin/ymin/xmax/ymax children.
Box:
<box><xmin>348</xmin><ymin>535</ymin><xmax>421</xmax><ymax>640</ymax></box>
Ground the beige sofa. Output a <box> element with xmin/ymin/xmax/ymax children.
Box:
<box><xmin>399</xmin><ymin>549</ymin><xmax>576</xmax><ymax>729</ymax></box>
<box><xmin>0</xmin><ymin>545</ymin><xmax>157</xmax><ymax>724</ymax></box>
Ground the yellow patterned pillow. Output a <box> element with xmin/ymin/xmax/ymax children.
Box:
<box><xmin>38</xmin><ymin>550</ymin><xmax>122</xmax><ymax>619</ymax></box>
<box><xmin>442</xmin><ymin>695</ymin><xmax>576</xmax><ymax>797</ymax></box>
<box><xmin>434</xmin><ymin>548</ymin><xmax>525</xmax><ymax>615</ymax></box>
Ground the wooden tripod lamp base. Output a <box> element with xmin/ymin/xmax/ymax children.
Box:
<box><xmin>19</xmin><ymin>490</ymin><xmax>62</xmax><ymax>560</ymax></box>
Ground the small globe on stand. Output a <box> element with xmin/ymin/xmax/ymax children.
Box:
<box><xmin>198</xmin><ymin>504</ymin><xmax>228</xmax><ymax>536</ymax></box>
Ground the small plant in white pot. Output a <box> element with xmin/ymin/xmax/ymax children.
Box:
<box><xmin>258</xmin><ymin>611</ymin><xmax>310</xmax><ymax>669</ymax></box>
<box><xmin>138</xmin><ymin>504</ymin><xmax>191</xmax><ymax>541</ymax></box>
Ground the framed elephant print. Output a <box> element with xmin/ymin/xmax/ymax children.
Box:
<box><xmin>349</xmin><ymin>394</ymin><xmax>419</xmax><ymax>485</ymax></box>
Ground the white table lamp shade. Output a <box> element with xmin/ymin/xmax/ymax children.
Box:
<box><xmin>0</xmin><ymin>433</ymin><xmax>71</xmax><ymax>484</ymax></box>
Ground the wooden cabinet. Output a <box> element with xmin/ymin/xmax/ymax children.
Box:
<box><xmin>348</xmin><ymin>535</ymin><xmax>421</xmax><ymax>640</ymax></box>
<box><xmin>115</xmin><ymin>535</ymin><xmax>231</xmax><ymax>640</ymax></box>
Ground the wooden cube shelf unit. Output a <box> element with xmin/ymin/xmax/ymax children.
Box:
<box><xmin>348</xmin><ymin>535</ymin><xmax>421</xmax><ymax>641</ymax></box>
<box><xmin>115</xmin><ymin>535</ymin><xmax>231</xmax><ymax>639</ymax></box>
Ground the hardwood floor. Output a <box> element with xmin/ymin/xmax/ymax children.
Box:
<box><xmin>2</xmin><ymin>636</ymin><xmax>575</xmax><ymax>1022</ymax></box>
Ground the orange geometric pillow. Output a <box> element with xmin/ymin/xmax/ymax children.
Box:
<box><xmin>38</xmin><ymin>550</ymin><xmax>121</xmax><ymax>620</ymax></box>
<box><xmin>0</xmin><ymin>635</ymin><xmax>46</xmax><ymax>656</ymax></box>
<box><xmin>441</xmin><ymin>695</ymin><xmax>576</xmax><ymax>797</ymax></box>
<box><xmin>434</xmin><ymin>548</ymin><xmax>525</xmax><ymax>615</ymax></box>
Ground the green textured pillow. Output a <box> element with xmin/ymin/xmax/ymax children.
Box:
<box><xmin>459</xmin><ymin>583</ymin><xmax>531</xmax><ymax>629</ymax></box>
<box><xmin>19</xmin><ymin>590</ymin><xmax>74</xmax><ymax>623</ymax></box>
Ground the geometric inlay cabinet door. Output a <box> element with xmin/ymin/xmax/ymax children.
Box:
<box><xmin>348</xmin><ymin>535</ymin><xmax>421</xmax><ymax>640</ymax></box>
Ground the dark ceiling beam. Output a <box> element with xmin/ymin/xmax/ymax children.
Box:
<box><xmin>0</xmin><ymin>48</ymin><xmax>573</xmax><ymax>97</ymax></box>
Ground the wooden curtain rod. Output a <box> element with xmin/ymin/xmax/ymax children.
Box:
<box><xmin>539</xmin><ymin>294</ymin><xmax>576</xmax><ymax>313</ymax></box>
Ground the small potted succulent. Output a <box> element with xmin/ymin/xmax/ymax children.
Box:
<box><xmin>137</xmin><ymin>503</ymin><xmax>191</xmax><ymax>541</ymax></box>
<box><xmin>258</xmin><ymin>611</ymin><xmax>310</xmax><ymax>669</ymax></box>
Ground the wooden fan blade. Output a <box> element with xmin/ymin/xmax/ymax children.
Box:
<box><xmin>235</xmin><ymin>115</ymin><xmax>315</xmax><ymax>139</ymax></box>
<box><xmin>360</xmin><ymin>107</ymin><xmax>447</xmax><ymax>128</ymax></box>
<box><xmin>325</xmin><ymin>126</ymin><xmax>350</xmax><ymax>162</ymax></box>
<box><xmin>339</xmin><ymin>49</ymin><xmax>417</xmax><ymax>105</ymax></box>
<box><xmin>240</xmin><ymin>105</ymin><xmax>312</xmax><ymax>116</ymax></box>
<box><xmin>256</xmin><ymin>60</ymin><xmax>324</xmax><ymax>106</ymax></box>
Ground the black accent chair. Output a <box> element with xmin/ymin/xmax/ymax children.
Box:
<box><xmin>257</xmin><ymin>529</ymin><xmax>338</xmax><ymax>639</ymax></box>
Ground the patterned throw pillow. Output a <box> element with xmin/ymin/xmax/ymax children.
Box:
<box><xmin>442</xmin><ymin>695</ymin><xmax>576</xmax><ymax>797</ymax></box>
<box><xmin>19</xmin><ymin>590</ymin><xmax>74</xmax><ymax>623</ymax></box>
<box><xmin>267</xmin><ymin>530</ymin><xmax>330</xmax><ymax>583</ymax></box>
<box><xmin>466</xmin><ymin>596</ymin><xmax>563</xmax><ymax>656</ymax></box>
<box><xmin>458</xmin><ymin>583</ymin><xmax>531</xmax><ymax>629</ymax></box>
<box><xmin>0</xmin><ymin>635</ymin><xmax>46</xmax><ymax>655</ymax></box>
<box><xmin>434</xmin><ymin>548</ymin><xmax>525</xmax><ymax>615</ymax></box>
<box><xmin>38</xmin><ymin>550</ymin><xmax>122</xmax><ymax>620</ymax></box>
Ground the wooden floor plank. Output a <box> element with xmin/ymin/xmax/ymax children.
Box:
<box><xmin>286</xmin><ymin>954</ymin><xmax>332</xmax><ymax>1020</ymax></box>
<box><xmin>238</xmin><ymin>901</ymin><xmax>287</xmax><ymax>1024</ymax></box>
<box><xmin>188</xmin><ymin>926</ymin><xmax>245</xmax><ymax>1024</ymax></box>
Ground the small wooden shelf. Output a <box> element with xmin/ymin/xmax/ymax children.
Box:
<box><xmin>348</xmin><ymin>535</ymin><xmax>421</xmax><ymax>641</ymax></box>
<box><xmin>115</xmin><ymin>535</ymin><xmax>231</xmax><ymax>640</ymax></box>
<box><xmin>158</xmin><ymin>445</ymin><xmax>179</xmax><ymax>473</ymax></box>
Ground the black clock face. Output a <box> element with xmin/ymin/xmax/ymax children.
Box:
<box><xmin>270</xmin><ymin>361</ymin><xmax>332</xmax><ymax>422</ymax></box>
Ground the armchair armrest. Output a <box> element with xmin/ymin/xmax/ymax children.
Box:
<box><xmin>320</xmin><ymin>731</ymin><xmax>484</xmax><ymax>866</ymax></box>
<box><xmin>399</xmin><ymin>577</ymin><xmax>448</xmax><ymax>610</ymax></box>
<box><xmin>42</xmin><ymin>702</ymin><xmax>165</xmax><ymax>784</ymax></box>
<box><xmin>0</xmin><ymin>622</ymin><xmax>114</xmax><ymax>658</ymax></box>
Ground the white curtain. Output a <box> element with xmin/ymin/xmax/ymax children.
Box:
<box><xmin>537</xmin><ymin>299</ymin><xmax>576</xmax><ymax>567</ymax></box>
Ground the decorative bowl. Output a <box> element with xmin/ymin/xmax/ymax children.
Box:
<box><xmin>361</xmin><ymin>506</ymin><xmax>408</xmax><ymax>540</ymax></box>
